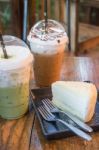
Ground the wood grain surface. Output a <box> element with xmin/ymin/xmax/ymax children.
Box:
<box><xmin>0</xmin><ymin>56</ymin><xmax>99</xmax><ymax>150</ymax></box>
<box><xmin>30</xmin><ymin>56</ymin><xmax>99</xmax><ymax>150</ymax></box>
<box><xmin>0</xmin><ymin>109</ymin><xmax>35</xmax><ymax>150</ymax></box>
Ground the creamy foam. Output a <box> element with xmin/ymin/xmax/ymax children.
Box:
<box><xmin>0</xmin><ymin>46</ymin><xmax>33</xmax><ymax>70</ymax></box>
<box><xmin>27</xmin><ymin>19</ymin><xmax>68</xmax><ymax>54</ymax></box>
<box><xmin>0</xmin><ymin>46</ymin><xmax>33</xmax><ymax>87</ymax></box>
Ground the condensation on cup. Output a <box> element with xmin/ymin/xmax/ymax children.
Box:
<box><xmin>27</xmin><ymin>19</ymin><xmax>68</xmax><ymax>87</ymax></box>
<box><xmin>0</xmin><ymin>42</ymin><xmax>33</xmax><ymax>119</ymax></box>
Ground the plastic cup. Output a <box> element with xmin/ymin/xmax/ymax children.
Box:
<box><xmin>28</xmin><ymin>19</ymin><xmax>68</xmax><ymax>87</ymax></box>
<box><xmin>0</xmin><ymin>45</ymin><xmax>33</xmax><ymax>119</ymax></box>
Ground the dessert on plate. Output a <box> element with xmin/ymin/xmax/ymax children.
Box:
<box><xmin>52</xmin><ymin>81</ymin><xmax>97</xmax><ymax>122</ymax></box>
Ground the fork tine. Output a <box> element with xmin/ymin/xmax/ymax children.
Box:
<box><xmin>38</xmin><ymin>105</ymin><xmax>54</xmax><ymax>121</ymax></box>
<box><xmin>43</xmin><ymin>98</ymin><xmax>55</xmax><ymax>109</ymax></box>
<box><xmin>46</xmin><ymin>98</ymin><xmax>56</xmax><ymax>109</ymax></box>
<box><xmin>43</xmin><ymin>99</ymin><xmax>52</xmax><ymax>109</ymax></box>
<box><xmin>38</xmin><ymin>107</ymin><xmax>47</xmax><ymax>120</ymax></box>
<box><xmin>45</xmin><ymin>98</ymin><xmax>54</xmax><ymax>107</ymax></box>
<box><xmin>41</xmin><ymin>105</ymin><xmax>52</xmax><ymax>119</ymax></box>
<box><xmin>38</xmin><ymin>106</ymin><xmax>50</xmax><ymax>120</ymax></box>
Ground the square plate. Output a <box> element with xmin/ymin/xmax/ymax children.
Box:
<box><xmin>31</xmin><ymin>87</ymin><xmax>99</xmax><ymax>140</ymax></box>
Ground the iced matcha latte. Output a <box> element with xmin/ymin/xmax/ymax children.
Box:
<box><xmin>0</xmin><ymin>46</ymin><xmax>33</xmax><ymax>119</ymax></box>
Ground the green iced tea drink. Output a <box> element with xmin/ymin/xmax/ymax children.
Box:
<box><xmin>0</xmin><ymin>46</ymin><xmax>33</xmax><ymax>119</ymax></box>
<box><xmin>0</xmin><ymin>83</ymin><xmax>29</xmax><ymax>119</ymax></box>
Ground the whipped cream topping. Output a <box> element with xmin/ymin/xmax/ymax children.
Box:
<box><xmin>0</xmin><ymin>46</ymin><xmax>33</xmax><ymax>70</ymax></box>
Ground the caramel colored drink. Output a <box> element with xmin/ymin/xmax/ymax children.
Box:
<box><xmin>33</xmin><ymin>48</ymin><xmax>64</xmax><ymax>87</ymax></box>
<box><xmin>28</xmin><ymin>19</ymin><xmax>68</xmax><ymax>87</ymax></box>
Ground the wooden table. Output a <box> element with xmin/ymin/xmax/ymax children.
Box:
<box><xmin>0</xmin><ymin>56</ymin><xmax>99</xmax><ymax>150</ymax></box>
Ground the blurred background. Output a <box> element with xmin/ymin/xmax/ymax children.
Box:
<box><xmin>0</xmin><ymin>0</ymin><xmax>99</xmax><ymax>57</ymax></box>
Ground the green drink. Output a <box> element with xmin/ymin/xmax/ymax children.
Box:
<box><xmin>0</xmin><ymin>84</ymin><xmax>29</xmax><ymax>119</ymax></box>
<box><xmin>0</xmin><ymin>46</ymin><xmax>33</xmax><ymax>119</ymax></box>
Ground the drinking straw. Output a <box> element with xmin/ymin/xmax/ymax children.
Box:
<box><xmin>44</xmin><ymin>0</ymin><xmax>48</xmax><ymax>33</ymax></box>
<box><xmin>23</xmin><ymin>0</ymin><xmax>28</xmax><ymax>42</ymax></box>
<box><xmin>66</xmin><ymin>0</ymin><xmax>71</xmax><ymax>51</ymax></box>
<box><xmin>0</xmin><ymin>32</ymin><xmax>8</xmax><ymax>59</ymax></box>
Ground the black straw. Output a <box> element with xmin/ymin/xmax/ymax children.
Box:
<box><xmin>44</xmin><ymin>0</ymin><xmax>48</xmax><ymax>33</ymax></box>
<box><xmin>0</xmin><ymin>33</ymin><xmax>8</xmax><ymax>59</ymax></box>
<box><xmin>66</xmin><ymin>0</ymin><xmax>71</xmax><ymax>51</ymax></box>
<box><xmin>23</xmin><ymin>0</ymin><xmax>28</xmax><ymax>42</ymax></box>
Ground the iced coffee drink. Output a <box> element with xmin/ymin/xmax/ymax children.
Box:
<box><xmin>0</xmin><ymin>46</ymin><xmax>33</xmax><ymax>119</ymax></box>
<box><xmin>28</xmin><ymin>19</ymin><xmax>68</xmax><ymax>87</ymax></box>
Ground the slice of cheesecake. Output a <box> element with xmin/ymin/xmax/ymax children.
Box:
<box><xmin>52</xmin><ymin>81</ymin><xmax>97</xmax><ymax>122</ymax></box>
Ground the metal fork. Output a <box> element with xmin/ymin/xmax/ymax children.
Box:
<box><xmin>42</xmin><ymin>98</ymin><xmax>93</xmax><ymax>133</ymax></box>
<box><xmin>38</xmin><ymin>105</ymin><xmax>92</xmax><ymax>141</ymax></box>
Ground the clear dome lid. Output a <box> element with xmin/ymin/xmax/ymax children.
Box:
<box><xmin>27</xmin><ymin>19</ymin><xmax>68</xmax><ymax>45</ymax></box>
<box><xmin>0</xmin><ymin>35</ymin><xmax>33</xmax><ymax>70</ymax></box>
<box><xmin>2</xmin><ymin>35</ymin><xmax>28</xmax><ymax>47</ymax></box>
